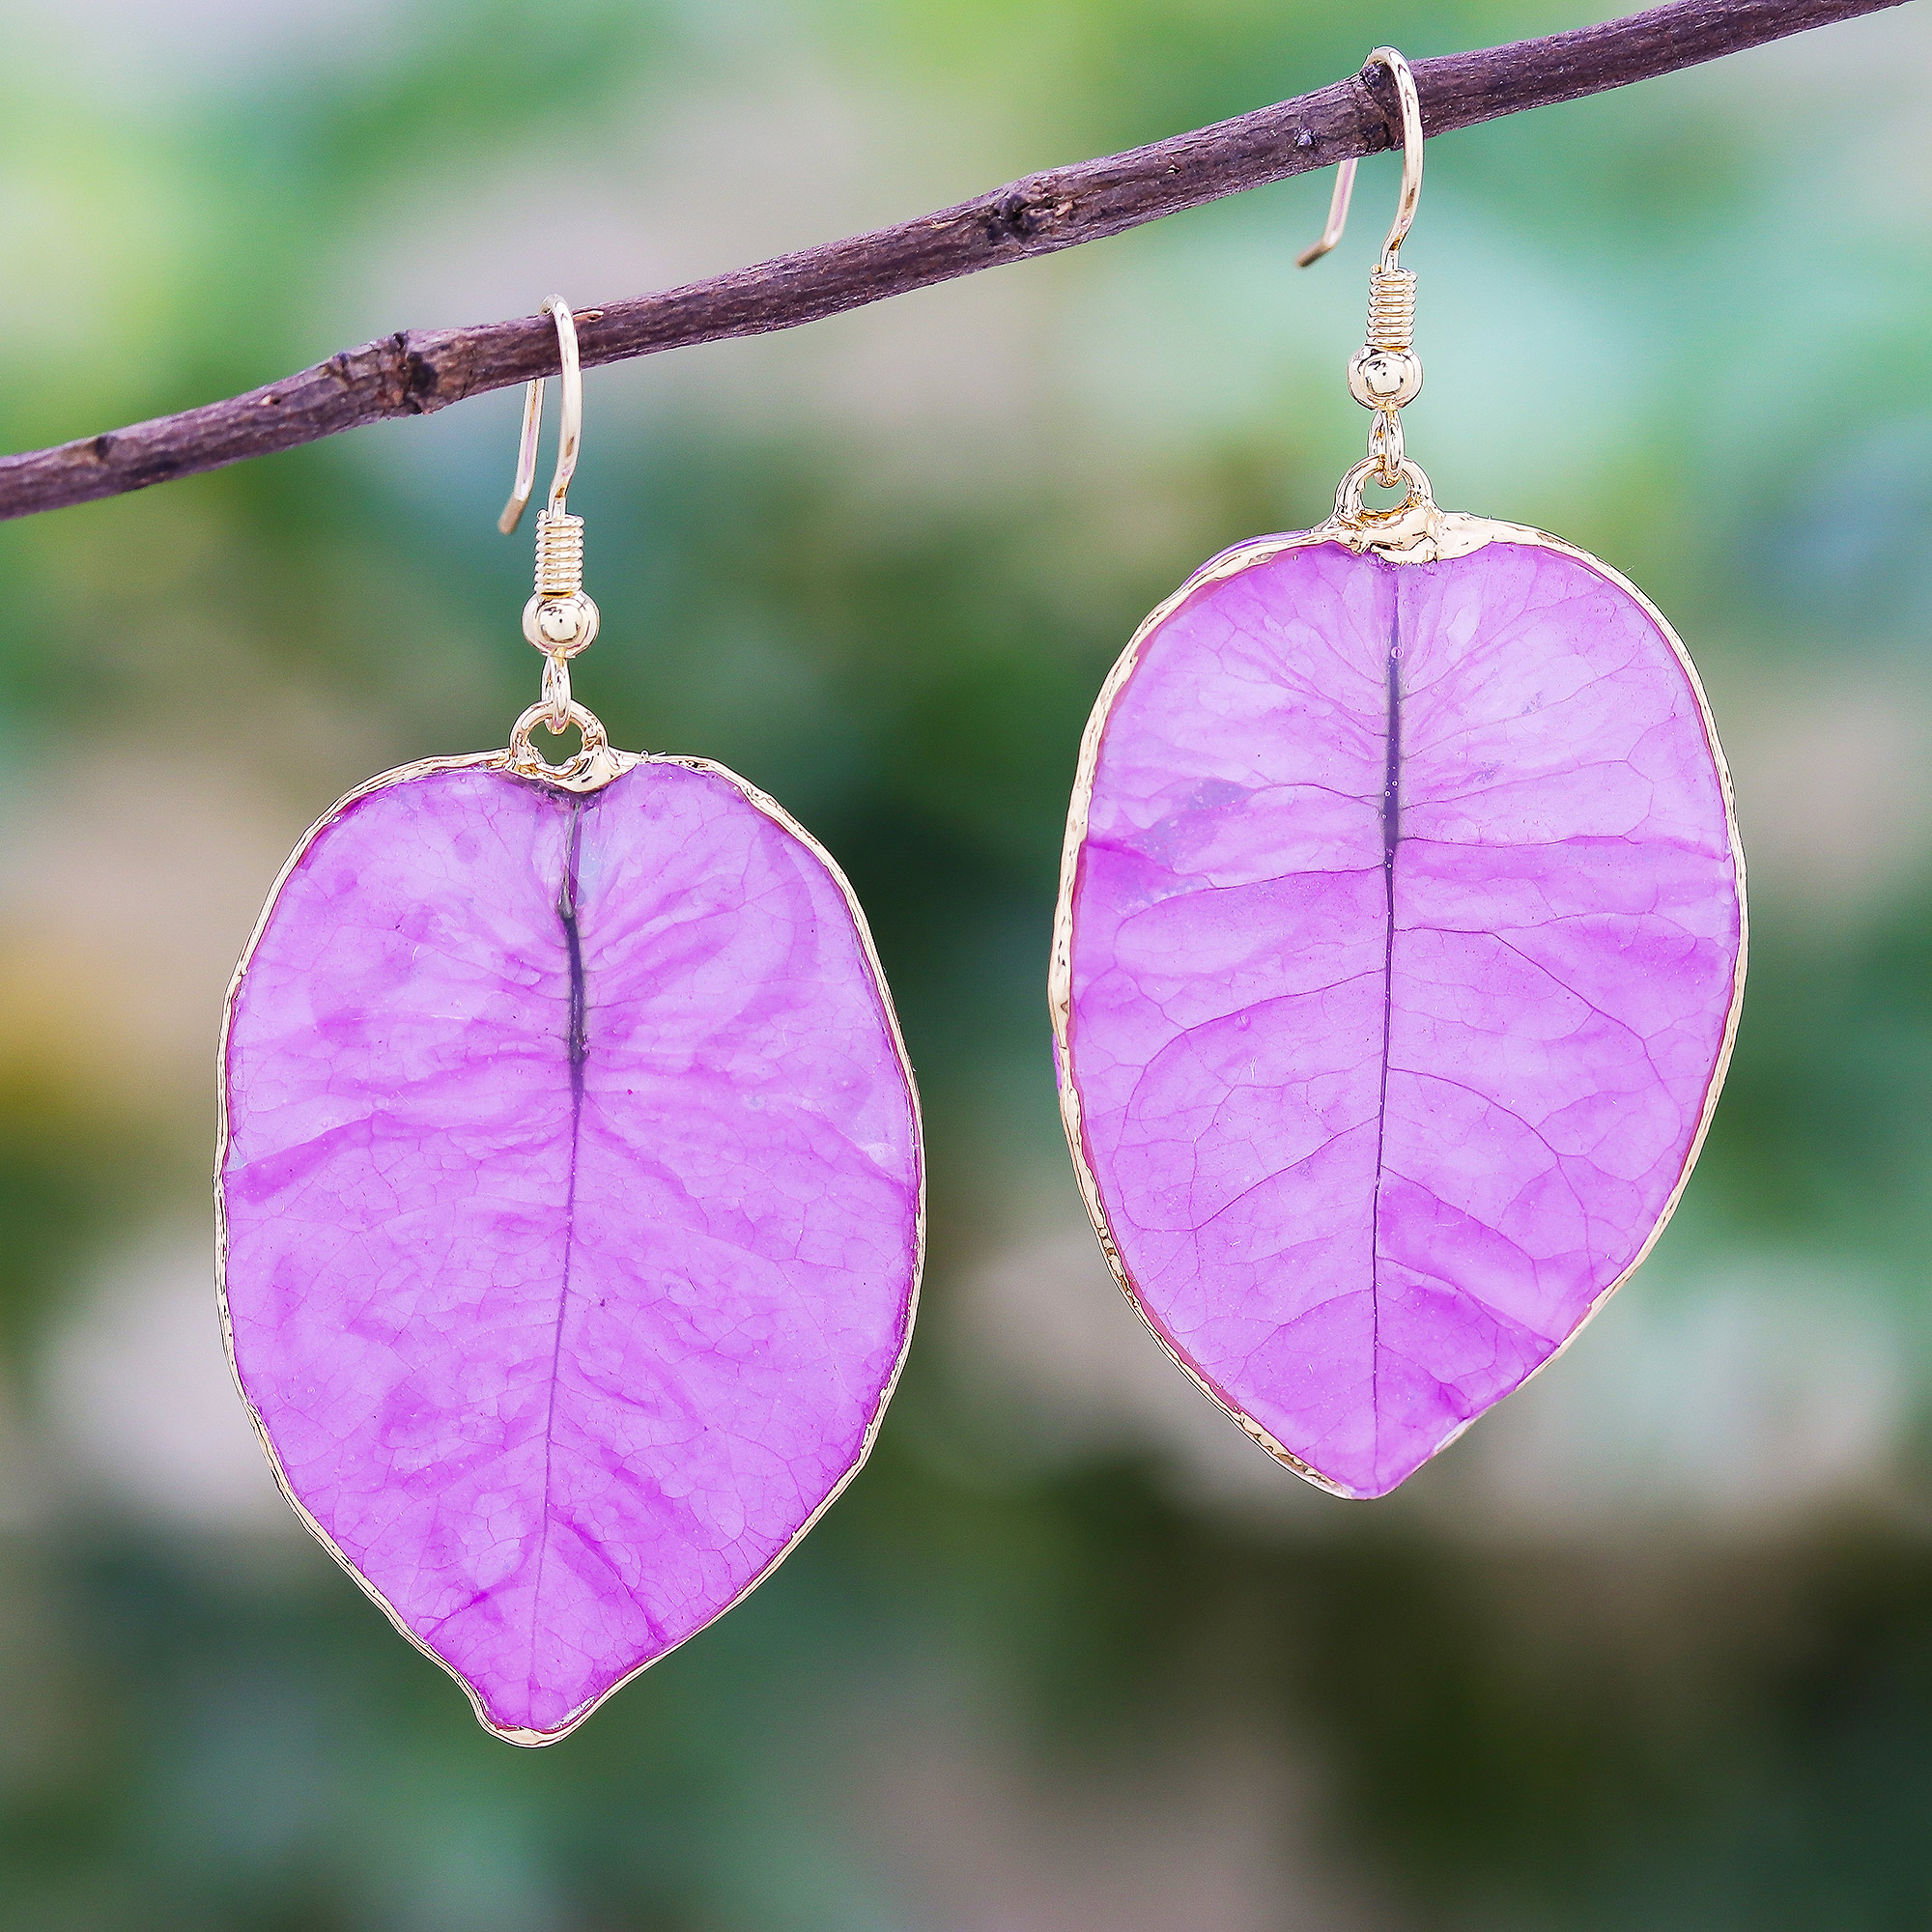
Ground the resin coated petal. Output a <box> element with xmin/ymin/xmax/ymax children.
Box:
<box><xmin>219</xmin><ymin>759</ymin><xmax>922</xmax><ymax>1741</ymax></box>
<box><xmin>1058</xmin><ymin>536</ymin><xmax>1743</xmax><ymax>1498</ymax></box>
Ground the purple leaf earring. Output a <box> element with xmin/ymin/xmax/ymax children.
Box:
<box><xmin>1051</xmin><ymin>50</ymin><xmax>1745</xmax><ymax>1500</ymax></box>
<box><xmin>216</xmin><ymin>298</ymin><xmax>923</xmax><ymax>1744</ymax></box>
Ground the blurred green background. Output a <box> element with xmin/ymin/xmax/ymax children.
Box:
<box><xmin>1</xmin><ymin>1</ymin><xmax>1929</xmax><ymax>1925</ymax></box>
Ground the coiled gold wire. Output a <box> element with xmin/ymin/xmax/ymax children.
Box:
<box><xmin>534</xmin><ymin>511</ymin><xmax>584</xmax><ymax>600</ymax></box>
<box><xmin>1365</xmin><ymin>268</ymin><xmax>1416</xmax><ymax>353</ymax></box>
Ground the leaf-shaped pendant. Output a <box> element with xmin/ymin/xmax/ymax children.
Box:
<box><xmin>218</xmin><ymin>750</ymin><xmax>923</xmax><ymax>1742</ymax></box>
<box><xmin>1052</xmin><ymin>482</ymin><xmax>1745</xmax><ymax>1499</ymax></box>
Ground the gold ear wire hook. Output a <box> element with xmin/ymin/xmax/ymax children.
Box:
<box><xmin>498</xmin><ymin>296</ymin><xmax>600</xmax><ymax>696</ymax></box>
<box><xmin>499</xmin><ymin>380</ymin><xmax>545</xmax><ymax>535</ymax></box>
<box><xmin>1296</xmin><ymin>158</ymin><xmax>1358</xmax><ymax>270</ymax></box>
<box><xmin>497</xmin><ymin>296</ymin><xmax>584</xmax><ymax>534</ymax></box>
<box><xmin>1295</xmin><ymin>47</ymin><xmax>1424</xmax><ymax>270</ymax></box>
<box><xmin>1293</xmin><ymin>49</ymin><xmax>1426</xmax><ymax>489</ymax></box>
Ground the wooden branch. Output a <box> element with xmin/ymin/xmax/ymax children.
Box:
<box><xmin>0</xmin><ymin>0</ymin><xmax>1907</xmax><ymax>523</ymax></box>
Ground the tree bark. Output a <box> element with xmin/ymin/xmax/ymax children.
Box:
<box><xmin>0</xmin><ymin>0</ymin><xmax>1907</xmax><ymax>522</ymax></box>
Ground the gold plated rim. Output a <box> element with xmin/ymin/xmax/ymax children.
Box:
<box><xmin>1320</xmin><ymin>456</ymin><xmax>1499</xmax><ymax>565</ymax></box>
<box><xmin>1048</xmin><ymin>516</ymin><xmax>1748</xmax><ymax>1499</ymax></box>
<box><xmin>213</xmin><ymin>748</ymin><xmax>926</xmax><ymax>1745</ymax></box>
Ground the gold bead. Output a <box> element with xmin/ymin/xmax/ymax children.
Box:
<box><xmin>523</xmin><ymin>591</ymin><xmax>600</xmax><ymax>656</ymax></box>
<box><xmin>1349</xmin><ymin>348</ymin><xmax>1423</xmax><ymax>411</ymax></box>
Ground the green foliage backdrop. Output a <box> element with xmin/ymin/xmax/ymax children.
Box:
<box><xmin>1</xmin><ymin>3</ymin><xmax>1929</xmax><ymax>1926</ymax></box>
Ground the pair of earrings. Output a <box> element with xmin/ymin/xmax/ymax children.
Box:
<box><xmin>216</xmin><ymin>51</ymin><xmax>1744</xmax><ymax>1746</ymax></box>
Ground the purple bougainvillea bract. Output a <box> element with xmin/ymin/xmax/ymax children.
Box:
<box><xmin>1060</xmin><ymin>538</ymin><xmax>1744</xmax><ymax>1497</ymax></box>
<box><xmin>220</xmin><ymin>761</ymin><xmax>921</xmax><ymax>1740</ymax></box>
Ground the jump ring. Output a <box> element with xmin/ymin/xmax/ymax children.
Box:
<box><xmin>542</xmin><ymin>653</ymin><xmax>571</xmax><ymax>732</ymax></box>
<box><xmin>1368</xmin><ymin>408</ymin><xmax>1406</xmax><ymax>485</ymax></box>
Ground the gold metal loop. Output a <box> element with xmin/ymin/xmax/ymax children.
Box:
<box><xmin>1367</xmin><ymin>408</ymin><xmax>1406</xmax><ymax>484</ymax></box>
<box><xmin>1295</xmin><ymin>48</ymin><xmax>1424</xmax><ymax>270</ymax></box>
<box><xmin>541</xmin><ymin>653</ymin><xmax>572</xmax><ymax>732</ymax></box>
<box><xmin>1332</xmin><ymin>454</ymin><xmax>1433</xmax><ymax>526</ymax></box>
<box><xmin>508</xmin><ymin>698</ymin><xmax>613</xmax><ymax>784</ymax></box>
<box><xmin>497</xmin><ymin>297</ymin><xmax>584</xmax><ymax>533</ymax></box>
